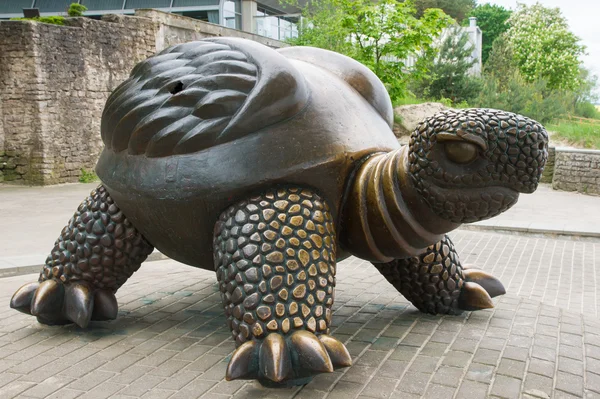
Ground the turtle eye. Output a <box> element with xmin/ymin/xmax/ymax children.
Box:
<box><xmin>444</xmin><ymin>141</ymin><xmax>479</xmax><ymax>164</ymax></box>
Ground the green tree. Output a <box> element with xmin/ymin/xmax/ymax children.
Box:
<box><xmin>483</xmin><ymin>34</ymin><xmax>518</xmax><ymax>90</ymax></box>
<box><xmin>413</xmin><ymin>0</ymin><xmax>476</xmax><ymax>22</ymax></box>
<box><xmin>467</xmin><ymin>3</ymin><xmax>512</xmax><ymax>64</ymax></box>
<box><xmin>411</xmin><ymin>26</ymin><xmax>482</xmax><ymax>104</ymax></box>
<box><xmin>504</xmin><ymin>2</ymin><xmax>585</xmax><ymax>91</ymax></box>
<box><xmin>286</xmin><ymin>0</ymin><xmax>452</xmax><ymax>100</ymax></box>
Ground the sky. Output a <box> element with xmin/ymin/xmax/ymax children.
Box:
<box><xmin>486</xmin><ymin>0</ymin><xmax>600</xmax><ymax>97</ymax></box>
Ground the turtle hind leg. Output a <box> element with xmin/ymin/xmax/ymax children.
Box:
<box><xmin>10</xmin><ymin>185</ymin><xmax>154</xmax><ymax>327</ymax></box>
<box><xmin>373</xmin><ymin>234</ymin><xmax>505</xmax><ymax>315</ymax></box>
<box><xmin>214</xmin><ymin>187</ymin><xmax>351</xmax><ymax>387</ymax></box>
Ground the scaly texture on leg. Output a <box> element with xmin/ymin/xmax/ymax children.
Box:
<box><xmin>373</xmin><ymin>235</ymin><xmax>505</xmax><ymax>315</ymax></box>
<box><xmin>213</xmin><ymin>188</ymin><xmax>351</xmax><ymax>386</ymax></box>
<box><xmin>10</xmin><ymin>185</ymin><xmax>154</xmax><ymax>327</ymax></box>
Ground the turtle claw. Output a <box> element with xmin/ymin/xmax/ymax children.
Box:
<box><xmin>260</xmin><ymin>333</ymin><xmax>293</xmax><ymax>383</ymax></box>
<box><xmin>64</xmin><ymin>283</ymin><xmax>94</xmax><ymax>328</ymax></box>
<box><xmin>10</xmin><ymin>280</ymin><xmax>118</xmax><ymax>328</ymax></box>
<box><xmin>463</xmin><ymin>269</ymin><xmax>506</xmax><ymax>298</ymax></box>
<box><xmin>318</xmin><ymin>334</ymin><xmax>352</xmax><ymax>368</ymax></box>
<box><xmin>225</xmin><ymin>331</ymin><xmax>351</xmax><ymax>386</ymax></box>
<box><xmin>10</xmin><ymin>282</ymin><xmax>39</xmax><ymax>314</ymax></box>
<box><xmin>458</xmin><ymin>281</ymin><xmax>494</xmax><ymax>311</ymax></box>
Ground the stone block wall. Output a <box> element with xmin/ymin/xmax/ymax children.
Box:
<box><xmin>541</xmin><ymin>146</ymin><xmax>556</xmax><ymax>184</ymax></box>
<box><xmin>0</xmin><ymin>10</ymin><xmax>285</xmax><ymax>185</ymax></box>
<box><xmin>0</xmin><ymin>22</ymin><xmax>44</xmax><ymax>183</ymax></box>
<box><xmin>0</xmin><ymin>16</ymin><xmax>158</xmax><ymax>184</ymax></box>
<box><xmin>552</xmin><ymin>148</ymin><xmax>600</xmax><ymax>195</ymax></box>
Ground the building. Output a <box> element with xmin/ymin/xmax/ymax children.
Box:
<box><xmin>0</xmin><ymin>0</ymin><xmax>303</xmax><ymax>41</ymax></box>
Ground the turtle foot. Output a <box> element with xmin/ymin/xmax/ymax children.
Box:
<box><xmin>226</xmin><ymin>331</ymin><xmax>351</xmax><ymax>387</ymax></box>
<box><xmin>458</xmin><ymin>267</ymin><xmax>505</xmax><ymax>311</ymax></box>
<box><xmin>10</xmin><ymin>280</ymin><xmax>118</xmax><ymax>328</ymax></box>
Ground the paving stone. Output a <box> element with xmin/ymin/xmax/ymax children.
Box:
<box><xmin>555</xmin><ymin>371</ymin><xmax>584</xmax><ymax>396</ymax></box>
<box><xmin>473</xmin><ymin>348</ymin><xmax>501</xmax><ymax>366</ymax></box>
<box><xmin>431</xmin><ymin>366</ymin><xmax>464</xmax><ymax>387</ymax></box>
<box><xmin>465</xmin><ymin>362</ymin><xmax>494</xmax><ymax>383</ymax></box>
<box><xmin>408</xmin><ymin>355</ymin><xmax>439</xmax><ymax>373</ymax></box>
<box><xmin>397</xmin><ymin>371</ymin><xmax>430</xmax><ymax>395</ymax></box>
<box><xmin>327</xmin><ymin>381</ymin><xmax>364</xmax><ymax>399</ymax></box>
<box><xmin>456</xmin><ymin>380</ymin><xmax>489</xmax><ymax>398</ymax></box>
<box><xmin>377</xmin><ymin>359</ymin><xmax>408</xmax><ymax>379</ymax></box>
<box><xmin>361</xmin><ymin>376</ymin><xmax>399</xmax><ymax>398</ymax></box>
<box><xmin>524</xmin><ymin>373</ymin><xmax>554</xmax><ymax>397</ymax></box>
<box><xmin>422</xmin><ymin>383</ymin><xmax>455</xmax><ymax>399</ymax></box>
<box><xmin>490</xmin><ymin>375</ymin><xmax>522</xmax><ymax>398</ymax></box>
<box><xmin>528</xmin><ymin>358</ymin><xmax>556</xmax><ymax>378</ymax></box>
<box><xmin>497</xmin><ymin>358</ymin><xmax>526</xmax><ymax>379</ymax></box>
<box><xmin>0</xmin><ymin>230</ymin><xmax>599</xmax><ymax>398</ymax></box>
<box><xmin>441</xmin><ymin>350</ymin><xmax>472</xmax><ymax>367</ymax></box>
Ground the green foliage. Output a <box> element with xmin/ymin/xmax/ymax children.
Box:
<box><xmin>467</xmin><ymin>3</ymin><xmax>511</xmax><ymax>65</ymax></box>
<box><xmin>410</xmin><ymin>26</ymin><xmax>482</xmax><ymax>105</ymax></box>
<box><xmin>474</xmin><ymin>71</ymin><xmax>573</xmax><ymax>124</ymax></box>
<box><xmin>68</xmin><ymin>3</ymin><xmax>87</xmax><ymax>17</ymax></box>
<box><xmin>10</xmin><ymin>16</ymin><xmax>65</xmax><ymax>25</ymax></box>
<box><xmin>483</xmin><ymin>35</ymin><xmax>517</xmax><ymax>90</ymax></box>
<box><xmin>413</xmin><ymin>0</ymin><xmax>476</xmax><ymax>22</ymax></box>
<box><xmin>574</xmin><ymin>101</ymin><xmax>600</xmax><ymax>119</ymax></box>
<box><xmin>504</xmin><ymin>3</ymin><xmax>585</xmax><ymax>91</ymax></box>
<box><xmin>79</xmin><ymin>169</ymin><xmax>98</xmax><ymax>183</ymax></box>
<box><xmin>285</xmin><ymin>0</ymin><xmax>452</xmax><ymax>101</ymax></box>
<box><xmin>547</xmin><ymin>121</ymin><xmax>600</xmax><ymax>149</ymax></box>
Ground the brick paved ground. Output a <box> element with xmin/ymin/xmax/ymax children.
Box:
<box><xmin>0</xmin><ymin>231</ymin><xmax>599</xmax><ymax>399</ymax></box>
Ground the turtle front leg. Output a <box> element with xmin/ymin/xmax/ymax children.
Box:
<box><xmin>213</xmin><ymin>188</ymin><xmax>351</xmax><ymax>387</ymax></box>
<box><xmin>10</xmin><ymin>185</ymin><xmax>154</xmax><ymax>327</ymax></box>
<box><xmin>373</xmin><ymin>235</ymin><xmax>505</xmax><ymax>315</ymax></box>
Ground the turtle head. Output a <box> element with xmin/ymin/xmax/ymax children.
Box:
<box><xmin>407</xmin><ymin>108</ymin><xmax>549</xmax><ymax>224</ymax></box>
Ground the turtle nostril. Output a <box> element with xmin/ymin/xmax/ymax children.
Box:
<box><xmin>170</xmin><ymin>81</ymin><xmax>184</xmax><ymax>95</ymax></box>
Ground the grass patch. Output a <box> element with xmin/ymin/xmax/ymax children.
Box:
<box><xmin>79</xmin><ymin>168</ymin><xmax>99</xmax><ymax>183</ymax></box>
<box><xmin>546</xmin><ymin>120</ymin><xmax>600</xmax><ymax>149</ymax></box>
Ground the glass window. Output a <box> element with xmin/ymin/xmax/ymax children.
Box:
<box><xmin>0</xmin><ymin>0</ymin><xmax>35</xmax><ymax>14</ymax></box>
<box><xmin>32</xmin><ymin>0</ymin><xmax>73</xmax><ymax>12</ymax></box>
<box><xmin>254</xmin><ymin>7</ymin><xmax>298</xmax><ymax>41</ymax></box>
<box><xmin>81</xmin><ymin>0</ymin><xmax>125</xmax><ymax>11</ymax></box>
<box><xmin>173</xmin><ymin>0</ymin><xmax>220</xmax><ymax>6</ymax></box>
<box><xmin>223</xmin><ymin>0</ymin><xmax>240</xmax><ymax>29</ymax></box>
<box><xmin>125</xmin><ymin>0</ymin><xmax>170</xmax><ymax>9</ymax></box>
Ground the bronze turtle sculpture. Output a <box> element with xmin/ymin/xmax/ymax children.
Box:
<box><xmin>10</xmin><ymin>38</ymin><xmax>549</xmax><ymax>386</ymax></box>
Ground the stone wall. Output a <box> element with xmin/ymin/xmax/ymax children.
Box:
<box><xmin>541</xmin><ymin>146</ymin><xmax>556</xmax><ymax>184</ymax></box>
<box><xmin>0</xmin><ymin>10</ymin><xmax>285</xmax><ymax>184</ymax></box>
<box><xmin>552</xmin><ymin>148</ymin><xmax>600</xmax><ymax>195</ymax></box>
<box><xmin>0</xmin><ymin>15</ymin><xmax>158</xmax><ymax>184</ymax></box>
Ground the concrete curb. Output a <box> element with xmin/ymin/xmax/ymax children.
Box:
<box><xmin>460</xmin><ymin>224</ymin><xmax>600</xmax><ymax>239</ymax></box>
<box><xmin>0</xmin><ymin>251</ymin><xmax>170</xmax><ymax>279</ymax></box>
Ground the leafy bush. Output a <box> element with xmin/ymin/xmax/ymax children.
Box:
<box><xmin>68</xmin><ymin>3</ymin><xmax>87</xmax><ymax>17</ymax></box>
<box><xmin>79</xmin><ymin>169</ymin><xmax>98</xmax><ymax>183</ymax></box>
<box><xmin>10</xmin><ymin>16</ymin><xmax>65</xmax><ymax>25</ymax></box>
<box><xmin>474</xmin><ymin>72</ymin><xmax>573</xmax><ymax>124</ymax></box>
<box><xmin>574</xmin><ymin>101</ymin><xmax>600</xmax><ymax>119</ymax></box>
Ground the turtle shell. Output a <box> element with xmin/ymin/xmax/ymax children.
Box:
<box><xmin>96</xmin><ymin>38</ymin><xmax>399</xmax><ymax>269</ymax></box>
